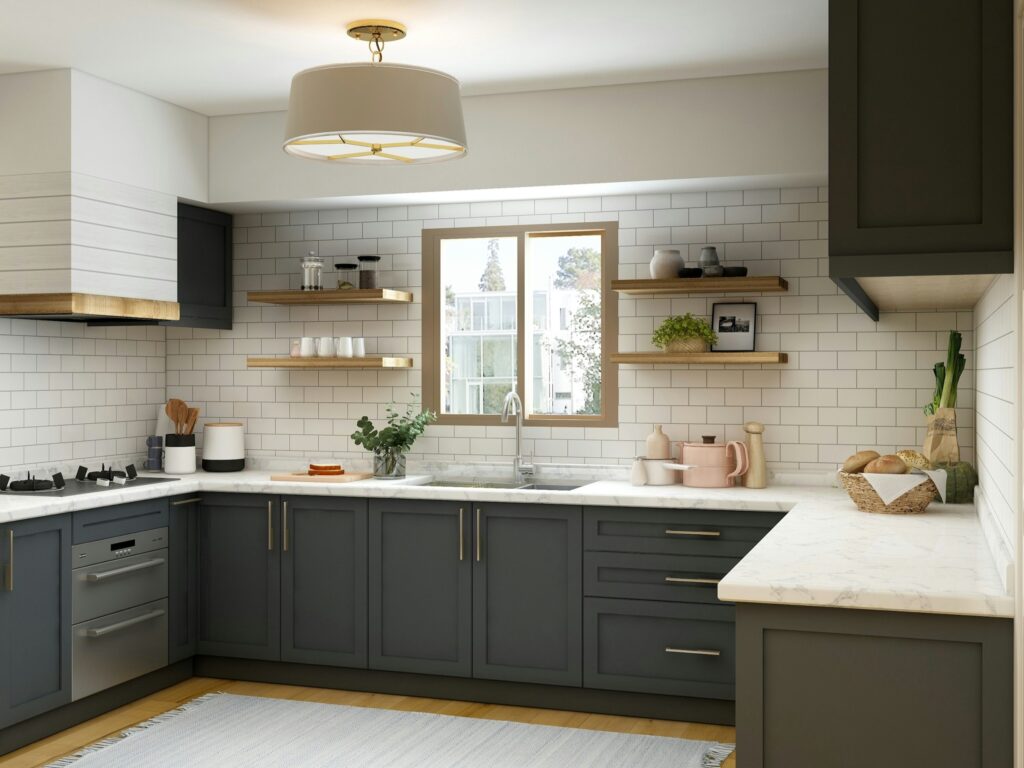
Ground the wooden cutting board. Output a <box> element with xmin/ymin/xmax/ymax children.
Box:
<box><xmin>269</xmin><ymin>472</ymin><xmax>374</xmax><ymax>483</ymax></box>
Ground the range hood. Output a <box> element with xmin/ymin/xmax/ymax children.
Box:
<box><xmin>0</xmin><ymin>293</ymin><xmax>179</xmax><ymax>322</ymax></box>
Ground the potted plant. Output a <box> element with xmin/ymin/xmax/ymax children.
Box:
<box><xmin>351</xmin><ymin>402</ymin><xmax>436</xmax><ymax>479</ymax></box>
<box><xmin>652</xmin><ymin>313</ymin><xmax>718</xmax><ymax>353</ymax></box>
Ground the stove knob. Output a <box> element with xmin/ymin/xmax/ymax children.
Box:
<box><xmin>52</xmin><ymin>472</ymin><xmax>65</xmax><ymax>490</ymax></box>
<box><xmin>75</xmin><ymin>466</ymin><xmax>88</xmax><ymax>482</ymax></box>
<box><xmin>0</xmin><ymin>475</ymin><xmax>8</xmax><ymax>492</ymax></box>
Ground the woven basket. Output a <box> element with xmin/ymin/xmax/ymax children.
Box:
<box><xmin>838</xmin><ymin>472</ymin><xmax>938</xmax><ymax>515</ymax></box>
<box><xmin>665</xmin><ymin>337</ymin><xmax>708</xmax><ymax>353</ymax></box>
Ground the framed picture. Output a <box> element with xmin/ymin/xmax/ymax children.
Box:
<box><xmin>711</xmin><ymin>302</ymin><xmax>756</xmax><ymax>352</ymax></box>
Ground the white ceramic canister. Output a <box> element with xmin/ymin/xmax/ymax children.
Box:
<box><xmin>642</xmin><ymin>459</ymin><xmax>678</xmax><ymax>485</ymax></box>
<box><xmin>202</xmin><ymin>422</ymin><xmax>246</xmax><ymax>472</ymax></box>
<box><xmin>649</xmin><ymin>249</ymin><xmax>684</xmax><ymax>279</ymax></box>
<box><xmin>164</xmin><ymin>434</ymin><xmax>196</xmax><ymax>475</ymax></box>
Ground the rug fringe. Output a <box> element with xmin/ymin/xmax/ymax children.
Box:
<box><xmin>702</xmin><ymin>742</ymin><xmax>736</xmax><ymax>767</ymax></box>
<box><xmin>46</xmin><ymin>692</ymin><xmax>226</xmax><ymax>767</ymax></box>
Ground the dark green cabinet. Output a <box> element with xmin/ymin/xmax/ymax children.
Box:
<box><xmin>0</xmin><ymin>514</ymin><xmax>72</xmax><ymax>729</ymax></box>
<box><xmin>168</xmin><ymin>495</ymin><xmax>201</xmax><ymax>664</ymax></box>
<box><xmin>369</xmin><ymin>499</ymin><xmax>471</xmax><ymax>677</ymax></box>
<box><xmin>473</xmin><ymin>503</ymin><xmax>582</xmax><ymax>687</ymax></box>
<box><xmin>829</xmin><ymin>0</ymin><xmax>1013</xmax><ymax>318</ymax></box>
<box><xmin>281</xmin><ymin>496</ymin><xmax>367</xmax><ymax>667</ymax></box>
<box><xmin>172</xmin><ymin>203</ymin><xmax>233</xmax><ymax>329</ymax></box>
<box><xmin>197</xmin><ymin>494</ymin><xmax>280</xmax><ymax>660</ymax></box>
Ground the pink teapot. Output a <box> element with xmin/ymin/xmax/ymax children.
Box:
<box><xmin>677</xmin><ymin>436</ymin><xmax>749</xmax><ymax>488</ymax></box>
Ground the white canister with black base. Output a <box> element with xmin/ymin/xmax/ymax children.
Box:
<box><xmin>164</xmin><ymin>434</ymin><xmax>196</xmax><ymax>475</ymax></box>
<box><xmin>202</xmin><ymin>422</ymin><xmax>246</xmax><ymax>472</ymax></box>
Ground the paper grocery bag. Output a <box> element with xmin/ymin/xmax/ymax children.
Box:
<box><xmin>922</xmin><ymin>407</ymin><xmax>959</xmax><ymax>465</ymax></box>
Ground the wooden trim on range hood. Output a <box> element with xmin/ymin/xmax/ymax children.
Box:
<box><xmin>0</xmin><ymin>293</ymin><xmax>180</xmax><ymax>321</ymax></box>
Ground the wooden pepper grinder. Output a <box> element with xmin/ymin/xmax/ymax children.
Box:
<box><xmin>743</xmin><ymin>421</ymin><xmax>767</xmax><ymax>488</ymax></box>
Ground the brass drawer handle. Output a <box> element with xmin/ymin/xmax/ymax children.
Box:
<box><xmin>458</xmin><ymin>508</ymin><xmax>464</xmax><ymax>561</ymax></box>
<box><xmin>664</xmin><ymin>529</ymin><xmax>720</xmax><ymax>537</ymax></box>
<box><xmin>172</xmin><ymin>497</ymin><xmax>202</xmax><ymax>506</ymax></box>
<box><xmin>5</xmin><ymin>529</ymin><xmax>12</xmax><ymax>592</ymax></box>
<box><xmin>664</xmin><ymin>576</ymin><xmax>720</xmax><ymax>585</ymax></box>
<box><xmin>283</xmin><ymin>501</ymin><xmax>289</xmax><ymax>552</ymax></box>
<box><xmin>267</xmin><ymin>500</ymin><xmax>273</xmax><ymax>551</ymax></box>
<box><xmin>475</xmin><ymin>508</ymin><xmax>482</xmax><ymax>562</ymax></box>
<box><xmin>665</xmin><ymin>647</ymin><xmax>721</xmax><ymax>657</ymax></box>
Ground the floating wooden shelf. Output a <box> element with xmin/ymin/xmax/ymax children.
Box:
<box><xmin>247</xmin><ymin>356</ymin><xmax>414</xmax><ymax>369</ymax></box>
<box><xmin>611</xmin><ymin>276</ymin><xmax>788</xmax><ymax>296</ymax></box>
<box><xmin>610</xmin><ymin>351</ymin><xmax>788</xmax><ymax>365</ymax></box>
<box><xmin>247</xmin><ymin>288</ymin><xmax>413</xmax><ymax>305</ymax></box>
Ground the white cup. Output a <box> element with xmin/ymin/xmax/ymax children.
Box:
<box><xmin>299</xmin><ymin>337</ymin><xmax>316</xmax><ymax>357</ymax></box>
<box><xmin>336</xmin><ymin>336</ymin><xmax>354</xmax><ymax>357</ymax></box>
<box><xmin>316</xmin><ymin>336</ymin><xmax>335</xmax><ymax>357</ymax></box>
<box><xmin>352</xmin><ymin>337</ymin><xmax>366</xmax><ymax>357</ymax></box>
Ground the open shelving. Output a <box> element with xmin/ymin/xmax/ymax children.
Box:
<box><xmin>246</xmin><ymin>356</ymin><xmax>414</xmax><ymax>369</ymax></box>
<box><xmin>246</xmin><ymin>288</ymin><xmax>413</xmax><ymax>305</ymax></box>
<box><xmin>610</xmin><ymin>351</ymin><xmax>788</xmax><ymax>365</ymax></box>
<box><xmin>611</xmin><ymin>276</ymin><xmax>788</xmax><ymax>296</ymax></box>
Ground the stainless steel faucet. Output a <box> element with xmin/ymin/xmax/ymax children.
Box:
<box><xmin>501</xmin><ymin>390</ymin><xmax>534</xmax><ymax>484</ymax></box>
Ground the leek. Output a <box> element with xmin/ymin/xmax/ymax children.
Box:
<box><xmin>924</xmin><ymin>331</ymin><xmax>965</xmax><ymax>415</ymax></box>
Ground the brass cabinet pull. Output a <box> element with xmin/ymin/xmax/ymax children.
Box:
<box><xmin>458</xmin><ymin>508</ymin><xmax>464</xmax><ymax>561</ymax></box>
<box><xmin>283</xmin><ymin>501</ymin><xmax>289</xmax><ymax>552</ymax></box>
<box><xmin>172</xmin><ymin>497</ymin><xmax>202</xmax><ymax>506</ymax></box>
<box><xmin>475</xmin><ymin>508</ymin><xmax>482</xmax><ymax>562</ymax></box>
<box><xmin>664</xmin><ymin>576</ymin><xmax>720</xmax><ymax>585</ymax></box>
<box><xmin>665</xmin><ymin>647</ymin><xmax>721</xmax><ymax>657</ymax></box>
<box><xmin>267</xmin><ymin>500</ymin><xmax>274</xmax><ymax>551</ymax></box>
<box><xmin>5</xmin><ymin>530</ymin><xmax>12</xmax><ymax>592</ymax></box>
<box><xmin>664</xmin><ymin>529</ymin><xmax>720</xmax><ymax>537</ymax></box>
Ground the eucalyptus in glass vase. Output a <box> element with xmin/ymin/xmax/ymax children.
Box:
<box><xmin>351</xmin><ymin>401</ymin><xmax>436</xmax><ymax>479</ymax></box>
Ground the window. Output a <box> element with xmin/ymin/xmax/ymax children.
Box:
<box><xmin>423</xmin><ymin>222</ymin><xmax>618</xmax><ymax>427</ymax></box>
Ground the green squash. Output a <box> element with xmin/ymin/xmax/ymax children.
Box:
<box><xmin>934</xmin><ymin>462</ymin><xmax>978</xmax><ymax>504</ymax></box>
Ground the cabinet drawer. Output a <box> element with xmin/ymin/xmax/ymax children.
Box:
<box><xmin>73</xmin><ymin>499</ymin><xmax>169</xmax><ymax>544</ymax></box>
<box><xmin>584</xmin><ymin>552</ymin><xmax>738</xmax><ymax>604</ymax></box>
<box><xmin>584</xmin><ymin>506</ymin><xmax>781</xmax><ymax>558</ymax></box>
<box><xmin>584</xmin><ymin>598</ymin><xmax>735</xmax><ymax>700</ymax></box>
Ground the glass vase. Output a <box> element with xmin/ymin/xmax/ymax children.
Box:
<box><xmin>373</xmin><ymin>449</ymin><xmax>407</xmax><ymax>479</ymax></box>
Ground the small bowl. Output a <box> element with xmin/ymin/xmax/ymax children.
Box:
<box><xmin>677</xmin><ymin>267</ymin><xmax>702</xmax><ymax>278</ymax></box>
<box><xmin>722</xmin><ymin>266</ymin><xmax>748</xmax><ymax>277</ymax></box>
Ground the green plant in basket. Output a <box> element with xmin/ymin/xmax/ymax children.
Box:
<box><xmin>652</xmin><ymin>313</ymin><xmax>718</xmax><ymax>350</ymax></box>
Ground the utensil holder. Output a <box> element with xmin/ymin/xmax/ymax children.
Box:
<box><xmin>164</xmin><ymin>434</ymin><xmax>196</xmax><ymax>475</ymax></box>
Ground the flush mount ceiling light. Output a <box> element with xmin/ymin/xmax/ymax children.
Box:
<box><xmin>283</xmin><ymin>19</ymin><xmax>468</xmax><ymax>164</ymax></box>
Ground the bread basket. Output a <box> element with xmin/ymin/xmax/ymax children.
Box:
<box><xmin>838</xmin><ymin>472</ymin><xmax>939</xmax><ymax>515</ymax></box>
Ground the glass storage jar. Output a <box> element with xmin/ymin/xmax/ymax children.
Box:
<box><xmin>335</xmin><ymin>262</ymin><xmax>358</xmax><ymax>289</ymax></box>
<box><xmin>357</xmin><ymin>255</ymin><xmax>381</xmax><ymax>289</ymax></box>
<box><xmin>300</xmin><ymin>252</ymin><xmax>324</xmax><ymax>291</ymax></box>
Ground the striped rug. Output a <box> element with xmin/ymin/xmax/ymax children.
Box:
<box><xmin>48</xmin><ymin>693</ymin><xmax>734</xmax><ymax>767</ymax></box>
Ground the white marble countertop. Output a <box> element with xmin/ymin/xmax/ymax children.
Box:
<box><xmin>718</xmin><ymin>496</ymin><xmax>1014</xmax><ymax>619</ymax></box>
<box><xmin>0</xmin><ymin>470</ymin><xmax>1010</xmax><ymax>619</ymax></box>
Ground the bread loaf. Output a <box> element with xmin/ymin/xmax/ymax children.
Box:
<box><xmin>842</xmin><ymin>450</ymin><xmax>880</xmax><ymax>474</ymax></box>
<box><xmin>863</xmin><ymin>455</ymin><xmax>908</xmax><ymax>474</ymax></box>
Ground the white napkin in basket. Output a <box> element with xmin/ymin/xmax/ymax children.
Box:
<box><xmin>859</xmin><ymin>468</ymin><xmax>947</xmax><ymax>505</ymax></box>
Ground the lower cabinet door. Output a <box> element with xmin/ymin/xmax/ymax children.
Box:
<box><xmin>281</xmin><ymin>496</ymin><xmax>367</xmax><ymax>667</ymax></box>
<box><xmin>369</xmin><ymin>500</ymin><xmax>471</xmax><ymax>677</ymax></box>
<box><xmin>197</xmin><ymin>494</ymin><xmax>280</xmax><ymax>660</ymax></box>
<box><xmin>0</xmin><ymin>514</ymin><xmax>72</xmax><ymax>729</ymax></box>
<box><xmin>584</xmin><ymin>597</ymin><xmax>736</xmax><ymax>700</ymax></box>
<box><xmin>473</xmin><ymin>503</ymin><xmax>582</xmax><ymax>686</ymax></box>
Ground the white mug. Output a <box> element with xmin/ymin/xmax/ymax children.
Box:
<box><xmin>299</xmin><ymin>337</ymin><xmax>316</xmax><ymax>357</ymax></box>
<box><xmin>336</xmin><ymin>336</ymin><xmax>354</xmax><ymax>357</ymax></box>
<box><xmin>316</xmin><ymin>336</ymin><xmax>335</xmax><ymax>357</ymax></box>
<box><xmin>352</xmin><ymin>337</ymin><xmax>366</xmax><ymax>357</ymax></box>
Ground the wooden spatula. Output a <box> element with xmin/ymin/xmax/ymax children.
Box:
<box><xmin>185</xmin><ymin>408</ymin><xmax>199</xmax><ymax>435</ymax></box>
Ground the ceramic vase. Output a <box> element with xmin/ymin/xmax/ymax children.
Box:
<box><xmin>650</xmin><ymin>249</ymin><xmax>684</xmax><ymax>279</ymax></box>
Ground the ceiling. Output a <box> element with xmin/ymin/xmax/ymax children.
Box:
<box><xmin>0</xmin><ymin>0</ymin><xmax>827</xmax><ymax>116</ymax></box>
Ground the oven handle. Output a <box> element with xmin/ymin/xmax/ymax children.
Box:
<box><xmin>85</xmin><ymin>608</ymin><xmax>166</xmax><ymax>638</ymax></box>
<box><xmin>85</xmin><ymin>557</ymin><xmax>165</xmax><ymax>582</ymax></box>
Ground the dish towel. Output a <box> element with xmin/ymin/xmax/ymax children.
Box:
<box><xmin>859</xmin><ymin>468</ymin><xmax>947</xmax><ymax>505</ymax></box>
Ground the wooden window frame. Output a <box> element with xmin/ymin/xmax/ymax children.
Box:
<box><xmin>422</xmin><ymin>222</ymin><xmax>619</xmax><ymax>428</ymax></box>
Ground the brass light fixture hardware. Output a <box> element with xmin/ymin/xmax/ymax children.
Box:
<box><xmin>283</xmin><ymin>19</ymin><xmax>467</xmax><ymax>164</ymax></box>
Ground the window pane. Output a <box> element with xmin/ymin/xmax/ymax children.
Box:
<box><xmin>440</xmin><ymin>237</ymin><xmax>518</xmax><ymax>415</ymax></box>
<box><xmin>525</xmin><ymin>233</ymin><xmax>603</xmax><ymax>416</ymax></box>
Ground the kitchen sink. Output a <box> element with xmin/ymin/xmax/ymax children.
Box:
<box><xmin>420</xmin><ymin>479</ymin><xmax>583</xmax><ymax>491</ymax></box>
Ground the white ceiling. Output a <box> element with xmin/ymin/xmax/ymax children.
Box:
<box><xmin>0</xmin><ymin>0</ymin><xmax>827</xmax><ymax>116</ymax></box>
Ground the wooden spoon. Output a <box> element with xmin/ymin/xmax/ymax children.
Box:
<box><xmin>167</xmin><ymin>399</ymin><xmax>188</xmax><ymax>435</ymax></box>
<box><xmin>185</xmin><ymin>408</ymin><xmax>199</xmax><ymax>435</ymax></box>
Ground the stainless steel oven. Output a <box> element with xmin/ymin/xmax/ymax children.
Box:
<box><xmin>71</xmin><ymin>527</ymin><xmax>168</xmax><ymax>700</ymax></box>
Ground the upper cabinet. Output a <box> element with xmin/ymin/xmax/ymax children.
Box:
<box><xmin>171</xmin><ymin>203</ymin><xmax>233</xmax><ymax>329</ymax></box>
<box><xmin>828</xmin><ymin>0</ymin><xmax>1013</xmax><ymax>319</ymax></box>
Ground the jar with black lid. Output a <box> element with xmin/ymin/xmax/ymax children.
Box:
<box><xmin>335</xmin><ymin>262</ymin><xmax>358</xmax><ymax>289</ymax></box>
<box><xmin>357</xmin><ymin>255</ymin><xmax>381</xmax><ymax>289</ymax></box>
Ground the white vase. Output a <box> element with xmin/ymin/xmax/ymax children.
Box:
<box><xmin>649</xmin><ymin>249</ymin><xmax>683</xmax><ymax>279</ymax></box>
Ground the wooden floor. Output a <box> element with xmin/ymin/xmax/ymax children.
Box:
<box><xmin>0</xmin><ymin>678</ymin><xmax>737</xmax><ymax>767</ymax></box>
